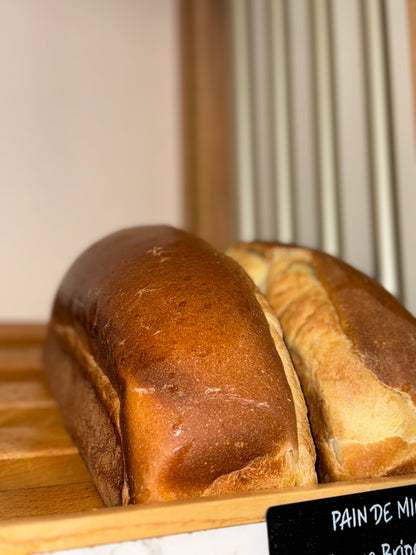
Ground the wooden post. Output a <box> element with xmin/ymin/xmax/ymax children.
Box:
<box><xmin>179</xmin><ymin>0</ymin><xmax>237</xmax><ymax>248</ymax></box>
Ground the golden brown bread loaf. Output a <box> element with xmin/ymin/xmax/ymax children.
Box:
<box><xmin>226</xmin><ymin>241</ymin><xmax>416</xmax><ymax>483</ymax></box>
<box><xmin>43</xmin><ymin>226</ymin><xmax>317</xmax><ymax>506</ymax></box>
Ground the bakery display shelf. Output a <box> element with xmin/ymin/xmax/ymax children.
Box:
<box><xmin>0</xmin><ymin>323</ymin><xmax>415</xmax><ymax>555</ymax></box>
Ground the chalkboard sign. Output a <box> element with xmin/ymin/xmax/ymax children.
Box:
<box><xmin>267</xmin><ymin>484</ymin><xmax>416</xmax><ymax>554</ymax></box>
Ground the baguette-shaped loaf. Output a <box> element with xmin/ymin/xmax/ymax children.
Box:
<box><xmin>227</xmin><ymin>242</ymin><xmax>416</xmax><ymax>482</ymax></box>
<box><xmin>43</xmin><ymin>226</ymin><xmax>316</xmax><ymax>506</ymax></box>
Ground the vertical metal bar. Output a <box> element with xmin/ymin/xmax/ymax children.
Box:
<box><xmin>269</xmin><ymin>0</ymin><xmax>294</xmax><ymax>243</ymax></box>
<box><xmin>230</xmin><ymin>0</ymin><xmax>256</xmax><ymax>241</ymax></box>
<box><xmin>362</xmin><ymin>0</ymin><xmax>401</xmax><ymax>297</ymax></box>
<box><xmin>331</xmin><ymin>0</ymin><xmax>375</xmax><ymax>277</ymax></box>
<box><xmin>312</xmin><ymin>0</ymin><xmax>340</xmax><ymax>256</ymax></box>
<box><xmin>286</xmin><ymin>0</ymin><xmax>320</xmax><ymax>248</ymax></box>
<box><xmin>250</xmin><ymin>0</ymin><xmax>275</xmax><ymax>240</ymax></box>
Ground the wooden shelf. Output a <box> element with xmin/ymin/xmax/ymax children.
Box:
<box><xmin>0</xmin><ymin>323</ymin><xmax>415</xmax><ymax>554</ymax></box>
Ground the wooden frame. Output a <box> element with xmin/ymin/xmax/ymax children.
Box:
<box><xmin>179</xmin><ymin>0</ymin><xmax>237</xmax><ymax>248</ymax></box>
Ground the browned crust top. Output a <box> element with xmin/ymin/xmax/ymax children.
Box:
<box><xmin>311</xmin><ymin>250</ymin><xmax>416</xmax><ymax>405</ymax></box>
<box><xmin>51</xmin><ymin>226</ymin><xmax>299</xmax><ymax>499</ymax></box>
<box><xmin>239</xmin><ymin>240</ymin><xmax>416</xmax><ymax>406</ymax></box>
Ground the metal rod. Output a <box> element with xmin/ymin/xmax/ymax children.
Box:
<box><xmin>270</xmin><ymin>0</ymin><xmax>294</xmax><ymax>243</ymax></box>
<box><xmin>362</xmin><ymin>0</ymin><xmax>400</xmax><ymax>297</ymax></box>
<box><xmin>230</xmin><ymin>0</ymin><xmax>257</xmax><ymax>241</ymax></box>
<box><xmin>312</xmin><ymin>0</ymin><xmax>340</xmax><ymax>256</ymax></box>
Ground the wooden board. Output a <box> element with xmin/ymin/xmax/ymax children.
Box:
<box><xmin>0</xmin><ymin>323</ymin><xmax>415</xmax><ymax>554</ymax></box>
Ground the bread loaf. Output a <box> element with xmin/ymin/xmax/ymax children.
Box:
<box><xmin>227</xmin><ymin>242</ymin><xmax>416</xmax><ymax>482</ymax></box>
<box><xmin>43</xmin><ymin>226</ymin><xmax>316</xmax><ymax>506</ymax></box>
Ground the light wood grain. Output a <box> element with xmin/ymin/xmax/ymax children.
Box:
<box><xmin>0</xmin><ymin>425</ymin><xmax>76</xmax><ymax>460</ymax></box>
<box><xmin>0</xmin><ymin>345</ymin><xmax>43</xmax><ymax>372</ymax></box>
<box><xmin>0</xmin><ymin>453</ymin><xmax>91</xmax><ymax>491</ymax></box>
<box><xmin>0</xmin><ymin>482</ymin><xmax>104</xmax><ymax>521</ymax></box>
<box><xmin>0</xmin><ymin>368</ymin><xmax>44</xmax><ymax>383</ymax></box>
<box><xmin>0</xmin><ymin>324</ymin><xmax>46</xmax><ymax>346</ymax></box>
<box><xmin>0</xmin><ymin>381</ymin><xmax>55</xmax><ymax>410</ymax></box>
<box><xmin>0</xmin><ymin>406</ymin><xmax>62</xmax><ymax>427</ymax></box>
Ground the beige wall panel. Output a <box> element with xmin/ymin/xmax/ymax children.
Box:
<box><xmin>0</xmin><ymin>0</ymin><xmax>182</xmax><ymax>321</ymax></box>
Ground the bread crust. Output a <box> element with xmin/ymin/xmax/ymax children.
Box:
<box><xmin>227</xmin><ymin>242</ymin><xmax>416</xmax><ymax>482</ymax></box>
<box><xmin>43</xmin><ymin>226</ymin><xmax>316</xmax><ymax>505</ymax></box>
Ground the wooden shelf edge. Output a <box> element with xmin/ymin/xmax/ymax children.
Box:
<box><xmin>1</xmin><ymin>474</ymin><xmax>416</xmax><ymax>555</ymax></box>
<box><xmin>0</xmin><ymin>324</ymin><xmax>47</xmax><ymax>346</ymax></box>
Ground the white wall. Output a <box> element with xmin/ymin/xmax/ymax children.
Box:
<box><xmin>0</xmin><ymin>0</ymin><xmax>182</xmax><ymax>321</ymax></box>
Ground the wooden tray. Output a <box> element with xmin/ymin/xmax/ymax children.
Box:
<box><xmin>0</xmin><ymin>323</ymin><xmax>415</xmax><ymax>554</ymax></box>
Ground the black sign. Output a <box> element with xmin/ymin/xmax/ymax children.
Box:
<box><xmin>267</xmin><ymin>484</ymin><xmax>416</xmax><ymax>554</ymax></box>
